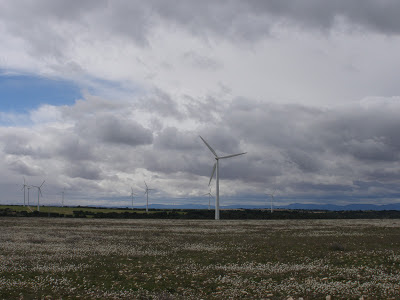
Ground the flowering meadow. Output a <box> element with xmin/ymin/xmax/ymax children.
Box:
<box><xmin>1</xmin><ymin>218</ymin><xmax>400</xmax><ymax>299</ymax></box>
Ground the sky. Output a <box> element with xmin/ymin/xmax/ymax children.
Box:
<box><xmin>2</xmin><ymin>0</ymin><xmax>400</xmax><ymax>208</ymax></box>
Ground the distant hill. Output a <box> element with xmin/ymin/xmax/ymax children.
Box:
<box><xmin>281</xmin><ymin>203</ymin><xmax>400</xmax><ymax>211</ymax></box>
<box><xmin>115</xmin><ymin>203</ymin><xmax>400</xmax><ymax>211</ymax></box>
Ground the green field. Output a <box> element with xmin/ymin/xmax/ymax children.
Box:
<box><xmin>0</xmin><ymin>205</ymin><xmax>161</xmax><ymax>215</ymax></box>
<box><xmin>1</xmin><ymin>218</ymin><xmax>400</xmax><ymax>299</ymax></box>
<box><xmin>3</xmin><ymin>205</ymin><xmax>400</xmax><ymax>220</ymax></box>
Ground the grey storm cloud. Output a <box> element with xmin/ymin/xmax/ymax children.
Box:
<box><xmin>154</xmin><ymin>127</ymin><xmax>198</xmax><ymax>151</ymax></box>
<box><xmin>65</xmin><ymin>163</ymin><xmax>102</xmax><ymax>180</ymax></box>
<box><xmin>7</xmin><ymin>159</ymin><xmax>43</xmax><ymax>176</ymax></box>
<box><xmin>137</xmin><ymin>89</ymin><xmax>184</xmax><ymax>119</ymax></box>
<box><xmin>183</xmin><ymin>95</ymin><xmax>225</xmax><ymax>124</ymax></box>
<box><xmin>156</xmin><ymin>1</ymin><xmax>400</xmax><ymax>37</ymax></box>
<box><xmin>2</xmin><ymin>134</ymin><xmax>35</xmax><ymax>157</ymax></box>
<box><xmin>2</xmin><ymin>0</ymin><xmax>400</xmax><ymax>59</ymax></box>
<box><xmin>76</xmin><ymin>114</ymin><xmax>153</xmax><ymax>146</ymax></box>
<box><xmin>55</xmin><ymin>134</ymin><xmax>96</xmax><ymax>161</ymax></box>
<box><xmin>222</xmin><ymin>98</ymin><xmax>400</xmax><ymax>167</ymax></box>
<box><xmin>0</xmin><ymin>129</ymin><xmax>50</xmax><ymax>159</ymax></box>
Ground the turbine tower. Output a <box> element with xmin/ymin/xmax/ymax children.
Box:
<box><xmin>203</xmin><ymin>187</ymin><xmax>213</xmax><ymax>210</ymax></box>
<box><xmin>21</xmin><ymin>177</ymin><xmax>28</xmax><ymax>207</ymax></box>
<box><xmin>32</xmin><ymin>181</ymin><xmax>45</xmax><ymax>212</ymax></box>
<box><xmin>199</xmin><ymin>136</ymin><xmax>246</xmax><ymax>220</ymax></box>
<box><xmin>144</xmin><ymin>181</ymin><xmax>154</xmax><ymax>213</ymax></box>
<box><xmin>130</xmin><ymin>187</ymin><xmax>137</xmax><ymax>209</ymax></box>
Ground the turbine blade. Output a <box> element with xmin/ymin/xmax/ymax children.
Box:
<box><xmin>219</xmin><ymin>152</ymin><xmax>247</xmax><ymax>159</ymax></box>
<box><xmin>144</xmin><ymin>181</ymin><xmax>148</xmax><ymax>189</ymax></box>
<box><xmin>208</xmin><ymin>162</ymin><xmax>216</xmax><ymax>186</ymax></box>
<box><xmin>199</xmin><ymin>136</ymin><xmax>218</xmax><ymax>157</ymax></box>
<box><xmin>40</xmin><ymin>180</ymin><xmax>45</xmax><ymax>188</ymax></box>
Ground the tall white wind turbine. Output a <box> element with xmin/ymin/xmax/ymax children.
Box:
<box><xmin>130</xmin><ymin>187</ymin><xmax>137</xmax><ymax>209</ymax></box>
<box><xmin>32</xmin><ymin>181</ymin><xmax>45</xmax><ymax>212</ymax></box>
<box><xmin>199</xmin><ymin>136</ymin><xmax>246</xmax><ymax>220</ymax></box>
<box><xmin>21</xmin><ymin>177</ymin><xmax>28</xmax><ymax>207</ymax></box>
<box><xmin>144</xmin><ymin>181</ymin><xmax>154</xmax><ymax>213</ymax></box>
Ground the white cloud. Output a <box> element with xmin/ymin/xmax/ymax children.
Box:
<box><xmin>2</xmin><ymin>1</ymin><xmax>400</xmax><ymax>206</ymax></box>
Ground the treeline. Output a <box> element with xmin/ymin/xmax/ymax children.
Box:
<box><xmin>2</xmin><ymin>207</ymin><xmax>400</xmax><ymax>219</ymax></box>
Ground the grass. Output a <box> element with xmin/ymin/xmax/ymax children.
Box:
<box><xmin>0</xmin><ymin>205</ymin><xmax>163</xmax><ymax>215</ymax></box>
<box><xmin>1</xmin><ymin>218</ymin><xmax>400</xmax><ymax>299</ymax></box>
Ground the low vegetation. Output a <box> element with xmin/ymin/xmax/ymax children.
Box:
<box><xmin>1</xmin><ymin>218</ymin><xmax>400</xmax><ymax>299</ymax></box>
<box><xmin>2</xmin><ymin>205</ymin><xmax>400</xmax><ymax>219</ymax></box>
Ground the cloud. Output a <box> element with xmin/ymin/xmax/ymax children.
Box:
<box><xmin>65</xmin><ymin>163</ymin><xmax>102</xmax><ymax>180</ymax></box>
<box><xmin>0</xmin><ymin>128</ymin><xmax>51</xmax><ymax>159</ymax></box>
<box><xmin>182</xmin><ymin>51</ymin><xmax>221</xmax><ymax>70</ymax></box>
<box><xmin>6</xmin><ymin>158</ymin><xmax>43</xmax><ymax>176</ymax></box>
<box><xmin>4</xmin><ymin>91</ymin><xmax>400</xmax><ymax>205</ymax></box>
<box><xmin>2</xmin><ymin>1</ymin><xmax>400</xmax><ymax>206</ymax></box>
<box><xmin>154</xmin><ymin>127</ymin><xmax>198</xmax><ymax>151</ymax></box>
<box><xmin>54</xmin><ymin>134</ymin><xmax>96</xmax><ymax>161</ymax></box>
<box><xmin>3</xmin><ymin>1</ymin><xmax>400</xmax><ymax>54</ymax></box>
<box><xmin>79</xmin><ymin>115</ymin><xmax>153</xmax><ymax>146</ymax></box>
<box><xmin>136</xmin><ymin>89</ymin><xmax>184</xmax><ymax>119</ymax></box>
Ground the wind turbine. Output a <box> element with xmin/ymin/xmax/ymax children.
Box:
<box><xmin>61</xmin><ymin>188</ymin><xmax>65</xmax><ymax>207</ymax></box>
<box><xmin>203</xmin><ymin>187</ymin><xmax>213</xmax><ymax>210</ymax></box>
<box><xmin>266</xmin><ymin>190</ymin><xmax>276</xmax><ymax>213</ymax></box>
<box><xmin>199</xmin><ymin>136</ymin><xmax>246</xmax><ymax>220</ymax></box>
<box><xmin>21</xmin><ymin>177</ymin><xmax>28</xmax><ymax>206</ymax></box>
<box><xmin>27</xmin><ymin>186</ymin><xmax>31</xmax><ymax>206</ymax></box>
<box><xmin>144</xmin><ymin>181</ymin><xmax>154</xmax><ymax>213</ymax></box>
<box><xmin>130</xmin><ymin>187</ymin><xmax>137</xmax><ymax>209</ymax></box>
<box><xmin>32</xmin><ymin>181</ymin><xmax>45</xmax><ymax>212</ymax></box>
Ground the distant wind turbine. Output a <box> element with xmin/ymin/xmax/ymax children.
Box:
<box><xmin>203</xmin><ymin>188</ymin><xmax>214</xmax><ymax>210</ymax></box>
<box><xmin>144</xmin><ymin>181</ymin><xmax>154</xmax><ymax>213</ymax></box>
<box><xmin>27</xmin><ymin>186</ymin><xmax>31</xmax><ymax>206</ymax></box>
<box><xmin>199</xmin><ymin>135</ymin><xmax>246</xmax><ymax>220</ymax></box>
<box><xmin>266</xmin><ymin>190</ymin><xmax>276</xmax><ymax>213</ymax></box>
<box><xmin>32</xmin><ymin>181</ymin><xmax>45</xmax><ymax>212</ymax></box>
<box><xmin>62</xmin><ymin>188</ymin><xmax>65</xmax><ymax>207</ymax></box>
<box><xmin>130</xmin><ymin>187</ymin><xmax>137</xmax><ymax>209</ymax></box>
<box><xmin>21</xmin><ymin>177</ymin><xmax>28</xmax><ymax>207</ymax></box>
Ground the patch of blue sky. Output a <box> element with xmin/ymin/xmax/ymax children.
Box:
<box><xmin>0</xmin><ymin>72</ymin><xmax>82</xmax><ymax>113</ymax></box>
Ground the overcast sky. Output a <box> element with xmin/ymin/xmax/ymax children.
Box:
<box><xmin>2</xmin><ymin>0</ymin><xmax>400</xmax><ymax>207</ymax></box>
